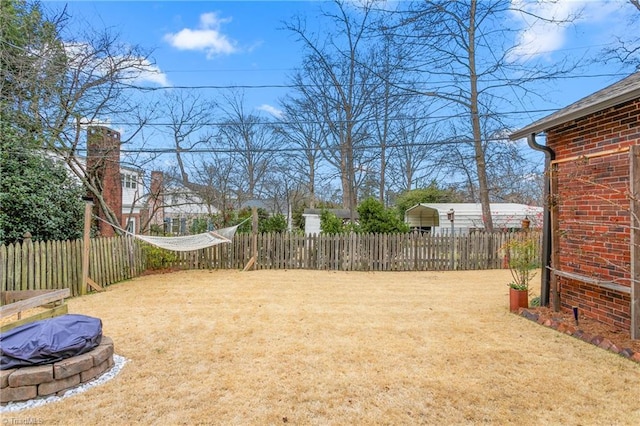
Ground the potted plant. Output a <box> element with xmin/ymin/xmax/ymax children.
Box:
<box><xmin>503</xmin><ymin>233</ymin><xmax>539</xmax><ymax>312</ymax></box>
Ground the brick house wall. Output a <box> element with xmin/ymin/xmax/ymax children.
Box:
<box><xmin>546</xmin><ymin>98</ymin><xmax>639</xmax><ymax>329</ymax></box>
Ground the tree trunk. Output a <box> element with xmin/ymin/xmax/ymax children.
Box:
<box><xmin>468</xmin><ymin>0</ymin><xmax>493</xmax><ymax>232</ymax></box>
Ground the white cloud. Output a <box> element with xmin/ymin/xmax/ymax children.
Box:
<box><xmin>257</xmin><ymin>104</ymin><xmax>283</xmax><ymax>118</ymax></box>
<box><xmin>509</xmin><ymin>0</ymin><xmax>626</xmax><ymax>62</ymax></box>
<box><xmin>122</xmin><ymin>59</ymin><xmax>170</xmax><ymax>87</ymax></box>
<box><xmin>509</xmin><ymin>0</ymin><xmax>585</xmax><ymax>61</ymax></box>
<box><xmin>164</xmin><ymin>12</ymin><xmax>238</xmax><ymax>59</ymax></box>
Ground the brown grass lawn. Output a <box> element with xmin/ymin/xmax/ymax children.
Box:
<box><xmin>4</xmin><ymin>269</ymin><xmax>640</xmax><ymax>425</ymax></box>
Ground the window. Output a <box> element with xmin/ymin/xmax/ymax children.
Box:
<box><xmin>120</xmin><ymin>173</ymin><xmax>138</xmax><ymax>189</ymax></box>
<box><xmin>126</xmin><ymin>218</ymin><xmax>136</xmax><ymax>234</ymax></box>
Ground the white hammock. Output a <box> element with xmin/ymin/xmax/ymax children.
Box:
<box><xmin>134</xmin><ymin>225</ymin><xmax>239</xmax><ymax>252</ymax></box>
<box><xmin>94</xmin><ymin>215</ymin><xmax>247</xmax><ymax>252</ymax></box>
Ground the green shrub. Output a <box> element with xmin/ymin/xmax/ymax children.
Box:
<box><xmin>142</xmin><ymin>244</ymin><xmax>178</xmax><ymax>270</ymax></box>
<box><xmin>358</xmin><ymin>198</ymin><xmax>409</xmax><ymax>234</ymax></box>
<box><xmin>260</xmin><ymin>214</ymin><xmax>287</xmax><ymax>233</ymax></box>
<box><xmin>190</xmin><ymin>217</ymin><xmax>209</xmax><ymax>234</ymax></box>
<box><xmin>320</xmin><ymin>210</ymin><xmax>345</xmax><ymax>234</ymax></box>
<box><xmin>502</xmin><ymin>233</ymin><xmax>539</xmax><ymax>291</ymax></box>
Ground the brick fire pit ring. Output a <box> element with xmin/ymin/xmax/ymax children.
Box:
<box><xmin>1</xmin><ymin>336</ymin><xmax>115</xmax><ymax>404</ymax></box>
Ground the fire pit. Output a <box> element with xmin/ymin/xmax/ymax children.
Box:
<box><xmin>1</xmin><ymin>314</ymin><xmax>115</xmax><ymax>404</ymax></box>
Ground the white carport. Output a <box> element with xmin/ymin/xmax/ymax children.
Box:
<box><xmin>404</xmin><ymin>205</ymin><xmax>440</xmax><ymax>232</ymax></box>
<box><xmin>405</xmin><ymin>203</ymin><xmax>543</xmax><ymax>234</ymax></box>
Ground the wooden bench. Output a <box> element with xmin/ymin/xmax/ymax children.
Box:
<box><xmin>0</xmin><ymin>289</ymin><xmax>70</xmax><ymax>332</ymax></box>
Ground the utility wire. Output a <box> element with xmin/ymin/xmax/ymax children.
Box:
<box><xmin>86</xmin><ymin>108</ymin><xmax>560</xmax><ymax>127</ymax></box>
<box><xmin>114</xmin><ymin>72</ymin><xmax>630</xmax><ymax>92</ymax></box>
<box><xmin>2</xmin><ymin>136</ymin><xmax>527</xmax><ymax>156</ymax></box>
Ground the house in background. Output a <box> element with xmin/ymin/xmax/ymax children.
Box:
<box><xmin>510</xmin><ymin>71</ymin><xmax>639</xmax><ymax>339</ymax></box>
<box><xmin>147</xmin><ymin>171</ymin><xmax>219</xmax><ymax>235</ymax></box>
<box><xmin>85</xmin><ymin>127</ymin><xmax>217</xmax><ymax>236</ymax></box>
<box><xmin>404</xmin><ymin>203</ymin><xmax>543</xmax><ymax>234</ymax></box>
<box><xmin>120</xmin><ymin>165</ymin><xmax>145</xmax><ymax>234</ymax></box>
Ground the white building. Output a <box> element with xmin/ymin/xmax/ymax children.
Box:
<box><xmin>120</xmin><ymin>166</ymin><xmax>145</xmax><ymax>234</ymax></box>
<box><xmin>146</xmin><ymin>171</ymin><xmax>220</xmax><ymax>235</ymax></box>
<box><xmin>404</xmin><ymin>203</ymin><xmax>543</xmax><ymax>234</ymax></box>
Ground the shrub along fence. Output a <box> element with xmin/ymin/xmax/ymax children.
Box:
<box><xmin>1</xmin><ymin>230</ymin><xmax>540</xmax><ymax>296</ymax></box>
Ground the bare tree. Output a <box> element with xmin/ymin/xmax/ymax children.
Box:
<box><xmin>386</xmin><ymin>114</ymin><xmax>444</xmax><ymax>194</ymax></box>
<box><xmin>11</xmin><ymin>27</ymin><xmax>156</xmax><ymax>231</ymax></box>
<box><xmin>217</xmin><ymin>90</ymin><xmax>278</xmax><ymax>204</ymax></box>
<box><xmin>191</xmin><ymin>153</ymin><xmax>240</xmax><ymax>226</ymax></box>
<box><xmin>387</xmin><ymin>0</ymin><xmax>575</xmax><ymax>230</ymax></box>
<box><xmin>285</xmin><ymin>0</ymin><xmax>382</xmax><ymax>221</ymax></box>
<box><xmin>275</xmin><ymin>95</ymin><xmax>329</xmax><ymax>209</ymax></box>
<box><xmin>0</xmin><ymin>0</ymin><xmax>169</xmax><ymax>234</ymax></box>
<box><xmin>160</xmin><ymin>90</ymin><xmax>217</xmax><ymax>187</ymax></box>
<box><xmin>601</xmin><ymin>0</ymin><xmax>640</xmax><ymax>69</ymax></box>
<box><xmin>367</xmin><ymin>28</ymin><xmax>423</xmax><ymax>205</ymax></box>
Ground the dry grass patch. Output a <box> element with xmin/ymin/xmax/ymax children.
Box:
<box><xmin>4</xmin><ymin>269</ymin><xmax>640</xmax><ymax>425</ymax></box>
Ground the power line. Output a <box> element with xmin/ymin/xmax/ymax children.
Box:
<box><xmin>114</xmin><ymin>137</ymin><xmax>530</xmax><ymax>155</ymax></box>
<box><xmin>116</xmin><ymin>72</ymin><xmax>629</xmax><ymax>92</ymax></box>
<box><xmin>98</xmin><ymin>108</ymin><xmax>560</xmax><ymax>127</ymax></box>
<box><xmin>3</xmin><ymin>135</ymin><xmax>530</xmax><ymax>156</ymax></box>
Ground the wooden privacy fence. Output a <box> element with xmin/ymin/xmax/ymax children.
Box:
<box><xmin>171</xmin><ymin>230</ymin><xmax>541</xmax><ymax>272</ymax></box>
<box><xmin>1</xmin><ymin>230</ymin><xmax>541</xmax><ymax>296</ymax></box>
<box><xmin>0</xmin><ymin>235</ymin><xmax>145</xmax><ymax>297</ymax></box>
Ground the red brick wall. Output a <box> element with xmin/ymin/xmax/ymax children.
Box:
<box><xmin>86</xmin><ymin>127</ymin><xmax>122</xmax><ymax>237</ymax></box>
<box><xmin>546</xmin><ymin>98</ymin><xmax>639</xmax><ymax>329</ymax></box>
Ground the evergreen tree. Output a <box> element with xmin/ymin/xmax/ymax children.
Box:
<box><xmin>357</xmin><ymin>198</ymin><xmax>408</xmax><ymax>234</ymax></box>
<box><xmin>395</xmin><ymin>184</ymin><xmax>461</xmax><ymax>218</ymax></box>
<box><xmin>0</xmin><ymin>125</ymin><xmax>84</xmax><ymax>243</ymax></box>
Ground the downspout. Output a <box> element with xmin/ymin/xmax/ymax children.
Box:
<box><xmin>527</xmin><ymin>133</ymin><xmax>555</xmax><ymax>307</ymax></box>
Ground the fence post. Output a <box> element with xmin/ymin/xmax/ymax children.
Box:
<box><xmin>81</xmin><ymin>199</ymin><xmax>93</xmax><ymax>296</ymax></box>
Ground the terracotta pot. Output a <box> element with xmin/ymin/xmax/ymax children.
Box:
<box><xmin>509</xmin><ymin>287</ymin><xmax>528</xmax><ymax>312</ymax></box>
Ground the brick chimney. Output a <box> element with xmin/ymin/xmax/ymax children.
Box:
<box><xmin>86</xmin><ymin>126</ymin><xmax>122</xmax><ymax>237</ymax></box>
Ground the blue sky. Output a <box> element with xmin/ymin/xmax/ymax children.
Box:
<box><xmin>41</xmin><ymin>0</ymin><xmax>638</xmax><ymax>176</ymax></box>
<box><xmin>47</xmin><ymin>0</ymin><xmax>637</xmax><ymax>114</ymax></box>
<box><xmin>50</xmin><ymin>1</ymin><xmax>319</xmax><ymax>116</ymax></box>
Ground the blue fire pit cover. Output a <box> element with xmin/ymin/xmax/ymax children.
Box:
<box><xmin>1</xmin><ymin>314</ymin><xmax>102</xmax><ymax>370</ymax></box>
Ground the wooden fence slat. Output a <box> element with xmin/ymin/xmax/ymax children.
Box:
<box><xmin>19</xmin><ymin>241</ymin><xmax>27</xmax><ymax>290</ymax></box>
<box><xmin>7</xmin><ymin>244</ymin><xmax>15</xmax><ymax>291</ymax></box>
<box><xmin>0</xmin><ymin>245</ymin><xmax>6</xmax><ymax>294</ymax></box>
<box><xmin>106</xmin><ymin>238</ymin><xmax>114</xmax><ymax>285</ymax></box>
<box><xmin>33</xmin><ymin>241</ymin><xmax>41</xmax><ymax>290</ymax></box>
<box><xmin>62</xmin><ymin>240</ymin><xmax>69</xmax><ymax>291</ymax></box>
